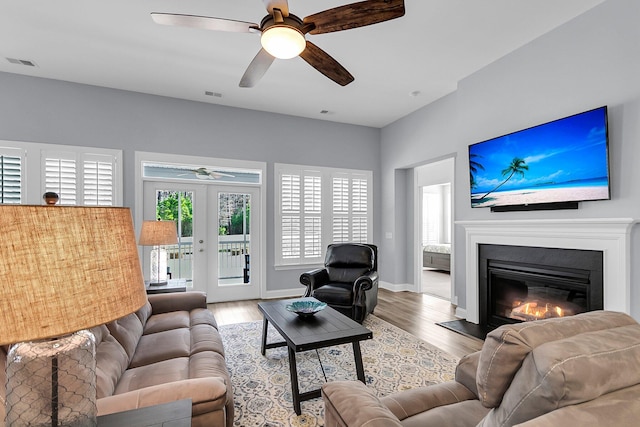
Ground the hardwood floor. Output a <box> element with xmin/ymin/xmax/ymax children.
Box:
<box><xmin>208</xmin><ymin>288</ymin><xmax>483</xmax><ymax>359</ymax></box>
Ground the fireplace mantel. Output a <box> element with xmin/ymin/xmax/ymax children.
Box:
<box><xmin>457</xmin><ymin>218</ymin><xmax>636</xmax><ymax>324</ymax></box>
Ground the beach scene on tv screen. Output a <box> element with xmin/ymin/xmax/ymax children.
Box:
<box><xmin>469</xmin><ymin>107</ymin><xmax>609</xmax><ymax>208</ymax></box>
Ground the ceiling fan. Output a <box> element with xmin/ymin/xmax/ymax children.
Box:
<box><xmin>151</xmin><ymin>0</ymin><xmax>405</xmax><ymax>88</ymax></box>
<box><xmin>178</xmin><ymin>167</ymin><xmax>236</xmax><ymax>179</ymax></box>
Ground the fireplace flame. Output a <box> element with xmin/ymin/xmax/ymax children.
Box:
<box><xmin>510</xmin><ymin>301</ymin><xmax>566</xmax><ymax>321</ymax></box>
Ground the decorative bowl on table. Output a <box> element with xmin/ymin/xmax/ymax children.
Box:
<box><xmin>286</xmin><ymin>300</ymin><xmax>327</xmax><ymax>318</ymax></box>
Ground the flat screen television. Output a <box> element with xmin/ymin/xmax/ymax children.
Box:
<box><xmin>469</xmin><ymin>106</ymin><xmax>610</xmax><ymax>210</ymax></box>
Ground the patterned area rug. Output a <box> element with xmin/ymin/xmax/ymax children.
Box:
<box><xmin>219</xmin><ymin>315</ymin><xmax>460</xmax><ymax>426</ymax></box>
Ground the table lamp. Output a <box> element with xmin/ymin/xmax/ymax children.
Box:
<box><xmin>138</xmin><ymin>220</ymin><xmax>178</xmax><ymax>285</ymax></box>
<box><xmin>0</xmin><ymin>205</ymin><xmax>147</xmax><ymax>426</ymax></box>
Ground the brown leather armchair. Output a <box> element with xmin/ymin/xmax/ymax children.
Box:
<box><xmin>300</xmin><ymin>243</ymin><xmax>378</xmax><ymax>323</ymax></box>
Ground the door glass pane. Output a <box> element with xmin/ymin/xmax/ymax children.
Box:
<box><xmin>156</xmin><ymin>190</ymin><xmax>194</xmax><ymax>283</ymax></box>
<box><xmin>218</xmin><ymin>193</ymin><xmax>250</xmax><ymax>286</ymax></box>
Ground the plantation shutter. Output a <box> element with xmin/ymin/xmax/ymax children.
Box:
<box><xmin>0</xmin><ymin>151</ymin><xmax>23</xmax><ymax>204</ymax></box>
<box><xmin>351</xmin><ymin>177</ymin><xmax>368</xmax><ymax>243</ymax></box>
<box><xmin>303</xmin><ymin>174</ymin><xmax>322</xmax><ymax>259</ymax></box>
<box><xmin>332</xmin><ymin>173</ymin><xmax>369</xmax><ymax>244</ymax></box>
<box><xmin>278</xmin><ymin>169</ymin><xmax>323</xmax><ymax>264</ymax></box>
<box><xmin>44</xmin><ymin>152</ymin><xmax>77</xmax><ymax>205</ymax></box>
<box><xmin>276</xmin><ymin>163</ymin><xmax>371</xmax><ymax>267</ymax></box>
<box><xmin>281</xmin><ymin>172</ymin><xmax>301</xmax><ymax>260</ymax></box>
<box><xmin>332</xmin><ymin>177</ymin><xmax>350</xmax><ymax>243</ymax></box>
<box><xmin>83</xmin><ymin>154</ymin><xmax>114</xmax><ymax>206</ymax></box>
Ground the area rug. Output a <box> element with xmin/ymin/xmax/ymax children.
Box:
<box><xmin>219</xmin><ymin>315</ymin><xmax>460</xmax><ymax>426</ymax></box>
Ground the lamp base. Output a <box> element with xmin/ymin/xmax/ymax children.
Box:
<box><xmin>150</xmin><ymin>247</ymin><xmax>168</xmax><ymax>284</ymax></box>
<box><xmin>5</xmin><ymin>330</ymin><xmax>97</xmax><ymax>427</ymax></box>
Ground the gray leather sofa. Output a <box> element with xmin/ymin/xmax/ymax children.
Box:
<box><xmin>322</xmin><ymin>310</ymin><xmax>640</xmax><ymax>426</ymax></box>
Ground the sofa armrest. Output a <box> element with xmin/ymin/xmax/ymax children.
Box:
<box><xmin>381</xmin><ymin>381</ymin><xmax>478</xmax><ymax>421</ymax></box>
<box><xmin>354</xmin><ymin>271</ymin><xmax>378</xmax><ymax>293</ymax></box>
<box><xmin>300</xmin><ymin>268</ymin><xmax>329</xmax><ymax>296</ymax></box>
<box><xmin>97</xmin><ymin>377</ymin><xmax>227</xmax><ymax>418</ymax></box>
<box><xmin>322</xmin><ymin>381</ymin><xmax>403</xmax><ymax>427</ymax></box>
<box><xmin>147</xmin><ymin>291</ymin><xmax>207</xmax><ymax>314</ymax></box>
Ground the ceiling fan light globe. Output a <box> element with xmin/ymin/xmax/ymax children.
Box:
<box><xmin>261</xmin><ymin>26</ymin><xmax>305</xmax><ymax>59</ymax></box>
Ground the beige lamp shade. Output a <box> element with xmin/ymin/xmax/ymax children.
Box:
<box><xmin>138</xmin><ymin>220</ymin><xmax>179</xmax><ymax>246</ymax></box>
<box><xmin>0</xmin><ymin>205</ymin><xmax>147</xmax><ymax>346</ymax></box>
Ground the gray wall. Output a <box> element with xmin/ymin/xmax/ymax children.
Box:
<box><xmin>2</xmin><ymin>0</ymin><xmax>639</xmax><ymax>312</ymax></box>
<box><xmin>0</xmin><ymin>72</ymin><xmax>381</xmax><ymax>294</ymax></box>
<box><xmin>381</xmin><ymin>0</ymin><xmax>640</xmax><ymax>317</ymax></box>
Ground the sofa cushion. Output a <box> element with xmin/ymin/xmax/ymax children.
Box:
<box><xmin>476</xmin><ymin>310</ymin><xmax>637</xmax><ymax>408</ymax></box>
<box><xmin>191</xmin><ymin>324</ymin><xmax>226</xmax><ymax>356</ymax></box>
<box><xmin>478</xmin><ymin>323</ymin><xmax>640</xmax><ymax>427</ymax></box>
<box><xmin>312</xmin><ymin>283</ymin><xmax>353</xmax><ymax>306</ymax></box>
<box><xmin>106</xmin><ymin>312</ymin><xmax>144</xmax><ymax>363</ymax></box>
<box><xmin>191</xmin><ymin>308</ymin><xmax>219</xmax><ymax>329</ymax></box>
<box><xmin>325</xmin><ymin>244</ymin><xmax>374</xmax><ymax>283</ymax></box>
<box><xmin>513</xmin><ymin>382</ymin><xmax>640</xmax><ymax>427</ymax></box>
<box><xmin>129</xmin><ymin>328</ymin><xmax>191</xmax><ymax>368</ymax></box>
<box><xmin>135</xmin><ymin>300</ymin><xmax>152</xmax><ymax>326</ymax></box>
<box><xmin>114</xmin><ymin>357</ymin><xmax>190</xmax><ymax>394</ymax></box>
<box><xmin>143</xmin><ymin>311</ymin><xmax>191</xmax><ymax>335</ymax></box>
<box><xmin>93</xmin><ymin>325</ymin><xmax>130</xmax><ymax>399</ymax></box>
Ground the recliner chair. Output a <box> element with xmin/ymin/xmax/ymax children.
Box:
<box><xmin>300</xmin><ymin>243</ymin><xmax>378</xmax><ymax>323</ymax></box>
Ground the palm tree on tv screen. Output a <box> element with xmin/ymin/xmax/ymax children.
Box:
<box><xmin>479</xmin><ymin>157</ymin><xmax>529</xmax><ymax>200</ymax></box>
<box><xmin>469</xmin><ymin>153</ymin><xmax>485</xmax><ymax>189</ymax></box>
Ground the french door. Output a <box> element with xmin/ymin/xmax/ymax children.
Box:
<box><xmin>143</xmin><ymin>181</ymin><xmax>260</xmax><ymax>302</ymax></box>
<box><xmin>207</xmin><ymin>186</ymin><xmax>260</xmax><ymax>302</ymax></box>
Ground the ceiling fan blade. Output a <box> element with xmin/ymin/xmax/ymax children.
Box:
<box><xmin>151</xmin><ymin>13</ymin><xmax>258</xmax><ymax>33</ymax></box>
<box><xmin>263</xmin><ymin>0</ymin><xmax>289</xmax><ymax>17</ymax></box>
<box><xmin>303</xmin><ymin>0</ymin><xmax>405</xmax><ymax>35</ymax></box>
<box><xmin>299</xmin><ymin>41</ymin><xmax>354</xmax><ymax>86</ymax></box>
<box><xmin>239</xmin><ymin>48</ymin><xmax>276</xmax><ymax>88</ymax></box>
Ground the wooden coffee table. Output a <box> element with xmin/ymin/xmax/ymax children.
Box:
<box><xmin>257</xmin><ymin>297</ymin><xmax>373</xmax><ymax>415</ymax></box>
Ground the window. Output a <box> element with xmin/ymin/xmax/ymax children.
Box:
<box><xmin>332</xmin><ymin>174</ymin><xmax>369</xmax><ymax>243</ymax></box>
<box><xmin>0</xmin><ymin>148</ymin><xmax>23</xmax><ymax>204</ymax></box>
<box><xmin>0</xmin><ymin>140</ymin><xmax>122</xmax><ymax>205</ymax></box>
<box><xmin>276</xmin><ymin>164</ymin><xmax>372</xmax><ymax>266</ymax></box>
<box><xmin>43</xmin><ymin>151</ymin><xmax>117</xmax><ymax>206</ymax></box>
<box><xmin>83</xmin><ymin>155</ymin><xmax>114</xmax><ymax>205</ymax></box>
<box><xmin>421</xmin><ymin>183</ymin><xmax>451</xmax><ymax>246</ymax></box>
<box><xmin>44</xmin><ymin>152</ymin><xmax>77</xmax><ymax>205</ymax></box>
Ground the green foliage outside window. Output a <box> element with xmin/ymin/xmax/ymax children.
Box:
<box><xmin>156</xmin><ymin>192</ymin><xmax>193</xmax><ymax>237</ymax></box>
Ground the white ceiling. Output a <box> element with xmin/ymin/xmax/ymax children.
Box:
<box><xmin>0</xmin><ymin>0</ymin><xmax>604</xmax><ymax>128</ymax></box>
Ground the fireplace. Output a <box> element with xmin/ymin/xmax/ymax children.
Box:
<box><xmin>458</xmin><ymin>218</ymin><xmax>634</xmax><ymax>325</ymax></box>
<box><xmin>479</xmin><ymin>244</ymin><xmax>603</xmax><ymax>330</ymax></box>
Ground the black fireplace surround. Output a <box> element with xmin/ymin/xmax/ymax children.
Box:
<box><xmin>479</xmin><ymin>244</ymin><xmax>603</xmax><ymax>330</ymax></box>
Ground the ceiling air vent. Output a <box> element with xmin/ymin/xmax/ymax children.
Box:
<box><xmin>6</xmin><ymin>58</ymin><xmax>38</xmax><ymax>67</ymax></box>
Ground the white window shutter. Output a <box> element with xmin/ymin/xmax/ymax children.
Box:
<box><xmin>45</xmin><ymin>155</ymin><xmax>77</xmax><ymax>205</ymax></box>
<box><xmin>280</xmin><ymin>173</ymin><xmax>301</xmax><ymax>259</ymax></box>
<box><xmin>276</xmin><ymin>163</ymin><xmax>371</xmax><ymax>267</ymax></box>
<box><xmin>331</xmin><ymin>174</ymin><xmax>369</xmax><ymax>244</ymax></box>
<box><xmin>0</xmin><ymin>153</ymin><xmax>22</xmax><ymax>204</ymax></box>
<box><xmin>303</xmin><ymin>175</ymin><xmax>322</xmax><ymax>258</ymax></box>
<box><xmin>83</xmin><ymin>155</ymin><xmax>114</xmax><ymax>206</ymax></box>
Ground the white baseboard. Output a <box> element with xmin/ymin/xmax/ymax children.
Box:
<box><xmin>379</xmin><ymin>281</ymin><xmax>413</xmax><ymax>292</ymax></box>
<box><xmin>262</xmin><ymin>289</ymin><xmax>305</xmax><ymax>300</ymax></box>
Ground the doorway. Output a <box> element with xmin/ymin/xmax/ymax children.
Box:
<box><xmin>415</xmin><ymin>157</ymin><xmax>454</xmax><ymax>301</ymax></box>
<box><xmin>137</xmin><ymin>153</ymin><xmax>265</xmax><ymax>303</ymax></box>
